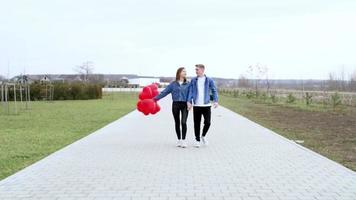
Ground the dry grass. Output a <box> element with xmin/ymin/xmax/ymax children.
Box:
<box><xmin>220</xmin><ymin>95</ymin><xmax>356</xmax><ymax>171</ymax></box>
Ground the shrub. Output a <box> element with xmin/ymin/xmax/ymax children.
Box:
<box><xmin>246</xmin><ymin>90</ymin><xmax>255</xmax><ymax>99</ymax></box>
<box><xmin>260</xmin><ymin>92</ymin><xmax>268</xmax><ymax>101</ymax></box>
<box><xmin>255</xmin><ymin>90</ymin><xmax>260</xmax><ymax>98</ymax></box>
<box><xmin>29</xmin><ymin>82</ymin><xmax>102</xmax><ymax>101</ymax></box>
<box><xmin>270</xmin><ymin>93</ymin><xmax>278</xmax><ymax>103</ymax></box>
<box><xmin>286</xmin><ymin>93</ymin><xmax>296</xmax><ymax>104</ymax></box>
<box><xmin>233</xmin><ymin>90</ymin><xmax>239</xmax><ymax>98</ymax></box>
<box><xmin>331</xmin><ymin>92</ymin><xmax>342</xmax><ymax>109</ymax></box>
<box><xmin>304</xmin><ymin>92</ymin><xmax>313</xmax><ymax>106</ymax></box>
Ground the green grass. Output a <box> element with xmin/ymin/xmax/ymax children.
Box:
<box><xmin>0</xmin><ymin>92</ymin><xmax>137</xmax><ymax>180</ymax></box>
<box><xmin>220</xmin><ymin>94</ymin><xmax>356</xmax><ymax>171</ymax></box>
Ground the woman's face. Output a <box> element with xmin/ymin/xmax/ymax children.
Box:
<box><xmin>180</xmin><ymin>69</ymin><xmax>187</xmax><ymax>78</ymax></box>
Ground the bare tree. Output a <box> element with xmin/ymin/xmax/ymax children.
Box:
<box><xmin>328</xmin><ymin>66</ymin><xmax>351</xmax><ymax>91</ymax></box>
<box><xmin>74</xmin><ymin>61</ymin><xmax>94</xmax><ymax>82</ymax></box>
<box><xmin>261</xmin><ymin>66</ymin><xmax>270</xmax><ymax>94</ymax></box>
<box><xmin>339</xmin><ymin>66</ymin><xmax>346</xmax><ymax>91</ymax></box>
<box><xmin>247</xmin><ymin>64</ymin><xmax>269</xmax><ymax>96</ymax></box>
<box><xmin>238</xmin><ymin>75</ymin><xmax>250</xmax><ymax>88</ymax></box>
<box><xmin>328</xmin><ymin>72</ymin><xmax>338</xmax><ymax>91</ymax></box>
<box><xmin>351</xmin><ymin>70</ymin><xmax>356</xmax><ymax>92</ymax></box>
<box><xmin>247</xmin><ymin>65</ymin><xmax>259</xmax><ymax>96</ymax></box>
<box><xmin>90</xmin><ymin>74</ymin><xmax>104</xmax><ymax>83</ymax></box>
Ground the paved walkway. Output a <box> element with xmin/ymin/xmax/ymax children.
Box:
<box><xmin>0</xmin><ymin>98</ymin><xmax>355</xmax><ymax>200</ymax></box>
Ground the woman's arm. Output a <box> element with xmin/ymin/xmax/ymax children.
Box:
<box><xmin>154</xmin><ymin>83</ymin><xmax>173</xmax><ymax>101</ymax></box>
<box><xmin>186</xmin><ymin>82</ymin><xmax>193</xmax><ymax>103</ymax></box>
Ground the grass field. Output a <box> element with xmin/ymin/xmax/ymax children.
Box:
<box><xmin>0</xmin><ymin>92</ymin><xmax>137</xmax><ymax>180</ymax></box>
<box><xmin>220</xmin><ymin>94</ymin><xmax>356</xmax><ymax>171</ymax></box>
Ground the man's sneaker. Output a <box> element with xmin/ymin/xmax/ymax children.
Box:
<box><xmin>176</xmin><ymin>140</ymin><xmax>182</xmax><ymax>147</ymax></box>
<box><xmin>194</xmin><ymin>140</ymin><xmax>201</xmax><ymax>148</ymax></box>
<box><xmin>181</xmin><ymin>140</ymin><xmax>187</xmax><ymax>148</ymax></box>
<box><xmin>201</xmin><ymin>137</ymin><xmax>208</xmax><ymax>146</ymax></box>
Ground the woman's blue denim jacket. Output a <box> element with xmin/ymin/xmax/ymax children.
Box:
<box><xmin>154</xmin><ymin>81</ymin><xmax>190</xmax><ymax>102</ymax></box>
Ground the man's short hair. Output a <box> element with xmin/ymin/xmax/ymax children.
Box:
<box><xmin>195</xmin><ymin>64</ymin><xmax>205</xmax><ymax>70</ymax></box>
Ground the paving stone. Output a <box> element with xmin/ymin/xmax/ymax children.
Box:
<box><xmin>0</xmin><ymin>98</ymin><xmax>355</xmax><ymax>200</ymax></box>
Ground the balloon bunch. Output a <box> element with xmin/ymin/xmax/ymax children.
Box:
<box><xmin>136</xmin><ymin>84</ymin><xmax>161</xmax><ymax>115</ymax></box>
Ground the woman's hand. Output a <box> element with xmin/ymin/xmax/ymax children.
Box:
<box><xmin>187</xmin><ymin>102</ymin><xmax>192</xmax><ymax>110</ymax></box>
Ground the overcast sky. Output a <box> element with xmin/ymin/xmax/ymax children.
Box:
<box><xmin>1</xmin><ymin>0</ymin><xmax>356</xmax><ymax>79</ymax></box>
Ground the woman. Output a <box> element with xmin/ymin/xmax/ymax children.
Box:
<box><xmin>154</xmin><ymin>67</ymin><xmax>190</xmax><ymax>148</ymax></box>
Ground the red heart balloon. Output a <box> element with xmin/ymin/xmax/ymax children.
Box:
<box><xmin>148</xmin><ymin>84</ymin><xmax>159</xmax><ymax>97</ymax></box>
<box><xmin>136</xmin><ymin>101</ymin><xmax>144</xmax><ymax>112</ymax></box>
<box><xmin>151</xmin><ymin>89</ymin><xmax>159</xmax><ymax>97</ymax></box>
<box><xmin>141</xmin><ymin>99</ymin><xmax>155</xmax><ymax>115</ymax></box>
<box><xmin>151</xmin><ymin>102</ymin><xmax>160</xmax><ymax>114</ymax></box>
<box><xmin>148</xmin><ymin>83</ymin><xmax>158</xmax><ymax>91</ymax></box>
<box><xmin>139</xmin><ymin>87</ymin><xmax>153</xmax><ymax>100</ymax></box>
<box><xmin>137</xmin><ymin>84</ymin><xmax>161</xmax><ymax>115</ymax></box>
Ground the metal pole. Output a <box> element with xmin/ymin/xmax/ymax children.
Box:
<box><xmin>51</xmin><ymin>85</ymin><xmax>54</xmax><ymax>101</ymax></box>
<box><xmin>20</xmin><ymin>84</ymin><xmax>23</xmax><ymax>109</ymax></box>
<box><xmin>46</xmin><ymin>84</ymin><xmax>48</xmax><ymax>101</ymax></box>
<box><xmin>24</xmin><ymin>84</ymin><xmax>28</xmax><ymax>109</ymax></box>
<box><xmin>1</xmin><ymin>84</ymin><xmax>4</xmax><ymax>113</ymax></box>
<box><xmin>28</xmin><ymin>84</ymin><xmax>31</xmax><ymax>109</ymax></box>
<box><xmin>14</xmin><ymin>84</ymin><xmax>17</xmax><ymax>114</ymax></box>
<box><xmin>5</xmin><ymin>84</ymin><xmax>9</xmax><ymax>114</ymax></box>
<box><xmin>1</xmin><ymin>84</ymin><xmax>3</xmax><ymax>101</ymax></box>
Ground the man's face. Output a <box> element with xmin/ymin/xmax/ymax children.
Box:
<box><xmin>195</xmin><ymin>67</ymin><xmax>204</xmax><ymax>76</ymax></box>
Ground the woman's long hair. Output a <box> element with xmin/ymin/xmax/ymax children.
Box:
<box><xmin>175</xmin><ymin>67</ymin><xmax>187</xmax><ymax>82</ymax></box>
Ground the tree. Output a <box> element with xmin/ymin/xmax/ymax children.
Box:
<box><xmin>304</xmin><ymin>92</ymin><xmax>313</xmax><ymax>106</ymax></box>
<box><xmin>90</xmin><ymin>74</ymin><xmax>104</xmax><ymax>84</ymax></box>
<box><xmin>339</xmin><ymin>66</ymin><xmax>346</xmax><ymax>91</ymax></box>
<box><xmin>328</xmin><ymin>72</ymin><xmax>338</xmax><ymax>91</ymax></box>
<box><xmin>74</xmin><ymin>61</ymin><xmax>94</xmax><ymax>82</ymax></box>
<box><xmin>328</xmin><ymin>66</ymin><xmax>350</xmax><ymax>91</ymax></box>
<box><xmin>286</xmin><ymin>93</ymin><xmax>296</xmax><ymax>104</ymax></box>
<box><xmin>237</xmin><ymin>75</ymin><xmax>250</xmax><ymax>88</ymax></box>
<box><xmin>247</xmin><ymin>64</ymin><xmax>269</xmax><ymax>97</ymax></box>
<box><xmin>262</xmin><ymin>66</ymin><xmax>270</xmax><ymax>94</ymax></box>
<box><xmin>331</xmin><ymin>92</ymin><xmax>342</xmax><ymax>109</ymax></box>
<box><xmin>351</xmin><ymin>71</ymin><xmax>356</xmax><ymax>92</ymax></box>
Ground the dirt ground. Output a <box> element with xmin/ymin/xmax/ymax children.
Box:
<box><xmin>220</xmin><ymin>96</ymin><xmax>356</xmax><ymax>171</ymax></box>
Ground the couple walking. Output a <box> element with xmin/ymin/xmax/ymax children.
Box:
<box><xmin>154</xmin><ymin>64</ymin><xmax>219</xmax><ymax>148</ymax></box>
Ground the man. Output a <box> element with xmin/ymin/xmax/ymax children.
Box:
<box><xmin>187</xmin><ymin>64</ymin><xmax>219</xmax><ymax>148</ymax></box>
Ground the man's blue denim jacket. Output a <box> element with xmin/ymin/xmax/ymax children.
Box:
<box><xmin>187</xmin><ymin>75</ymin><xmax>218</xmax><ymax>104</ymax></box>
<box><xmin>154</xmin><ymin>81</ymin><xmax>190</xmax><ymax>102</ymax></box>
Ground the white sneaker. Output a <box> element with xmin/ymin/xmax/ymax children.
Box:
<box><xmin>194</xmin><ymin>140</ymin><xmax>201</xmax><ymax>148</ymax></box>
<box><xmin>181</xmin><ymin>140</ymin><xmax>187</xmax><ymax>148</ymax></box>
<box><xmin>176</xmin><ymin>140</ymin><xmax>182</xmax><ymax>147</ymax></box>
<box><xmin>201</xmin><ymin>137</ymin><xmax>208</xmax><ymax>146</ymax></box>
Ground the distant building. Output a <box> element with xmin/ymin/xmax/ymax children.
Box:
<box><xmin>40</xmin><ymin>75</ymin><xmax>51</xmax><ymax>83</ymax></box>
<box><xmin>128</xmin><ymin>77</ymin><xmax>160</xmax><ymax>87</ymax></box>
<box><xmin>159</xmin><ymin>82</ymin><xmax>170</xmax><ymax>87</ymax></box>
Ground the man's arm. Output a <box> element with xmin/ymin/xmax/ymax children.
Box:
<box><xmin>209</xmin><ymin>78</ymin><xmax>219</xmax><ymax>102</ymax></box>
<box><xmin>209</xmin><ymin>78</ymin><xmax>219</xmax><ymax>108</ymax></box>
<box><xmin>187</xmin><ymin>82</ymin><xmax>193</xmax><ymax>103</ymax></box>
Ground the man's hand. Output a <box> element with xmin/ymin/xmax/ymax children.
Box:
<box><xmin>187</xmin><ymin>102</ymin><xmax>192</xmax><ymax>110</ymax></box>
<box><xmin>213</xmin><ymin>102</ymin><xmax>219</xmax><ymax>108</ymax></box>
